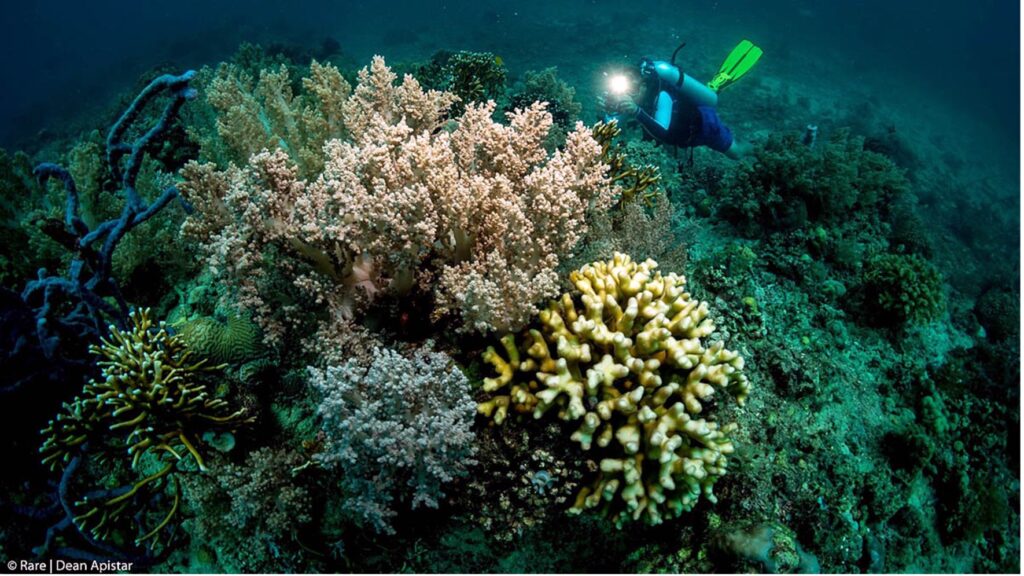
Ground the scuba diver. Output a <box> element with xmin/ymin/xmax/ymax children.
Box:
<box><xmin>602</xmin><ymin>40</ymin><xmax>763</xmax><ymax>160</ymax></box>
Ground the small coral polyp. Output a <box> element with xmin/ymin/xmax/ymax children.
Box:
<box><xmin>479</xmin><ymin>253</ymin><xmax>750</xmax><ymax>527</ymax></box>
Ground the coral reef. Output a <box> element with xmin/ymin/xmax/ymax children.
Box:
<box><xmin>395</xmin><ymin>517</ymin><xmax>630</xmax><ymax>574</ymax></box>
<box><xmin>621</xmin><ymin>138</ymin><xmax>683</xmax><ymax>195</ymax></box>
<box><xmin>443</xmin><ymin>51</ymin><xmax>507</xmax><ymax>109</ymax></box>
<box><xmin>711</xmin><ymin>521</ymin><xmax>819</xmax><ymax>573</ymax></box>
<box><xmin>416</xmin><ymin>50</ymin><xmax>507</xmax><ymax>114</ymax></box>
<box><xmin>308</xmin><ymin>344</ymin><xmax>477</xmax><ymax>534</ymax></box>
<box><xmin>457</xmin><ymin>422</ymin><xmax>585</xmax><ymax>542</ymax></box>
<box><xmin>67</xmin><ymin>134</ymin><xmax>117</xmax><ymax>226</ymax></box>
<box><xmin>567</xmin><ymin>193</ymin><xmax>689</xmax><ymax>282</ymax></box>
<box><xmin>44</xmin><ymin>127</ymin><xmax>197</xmax><ymax>314</ymax></box>
<box><xmin>180</xmin><ymin>56</ymin><xmax>613</xmax><ymax>339</ymax></box>
<box><xmin>0</xmin><ymin>148</ymin><xmax>63</xmax><ymax>289</ymax></box>
<box><xmin>479</xmin><ymin>253</ymin><xmax>749</xmax><ymax>527</ymax></box>
<box><xmin>974</xmin><ymin>286</ymin><xmax>1019</xmax><ymax>342</ymax></box>
<box><xmin>0</xmin><ymin>31</ymin><xmax>1017</xmax><ymax>573</ymax></box>
<box><xmin>593</xmin><ymin>120</ymin><xmax>662</xmax><ymax>208</ymax></box>
<box><xmin>716</xmin><ymin>129</ymin><xmax>907</xmax><ymax>241</ymax></box>
<box><xmin>0</xmin><ymin>71</ymin><xmax>208</xmax><ymax>563</ymax></box>
<box><xmin>887</xmin><ymin>195</ymin><xmax>934</xmax><ymax>257</ymax></box>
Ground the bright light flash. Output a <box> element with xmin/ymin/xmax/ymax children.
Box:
<box><xmin>607</xmin><ymin>74</ymin><xmax>630</xmax><ymax>95</ymax></box>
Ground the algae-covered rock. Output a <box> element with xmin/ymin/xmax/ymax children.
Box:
<box><xmin>712</xmin><ymin>521</ymin><xmax>820</xmax><ymax>573</ymax></box>
<box><xmin>974</xmin><ymin>286</ymin><xmax>1019</xmax><ymax>342</ymax></box>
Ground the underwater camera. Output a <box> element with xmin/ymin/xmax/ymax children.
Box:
<box><xmin>600</xmin><ymin>70</ymin><xmax>634</xmax><ymax>123</ymax></box>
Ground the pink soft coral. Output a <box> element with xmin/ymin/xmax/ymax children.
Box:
<box><xmin>181</xmin><ymin>56</ymin><xmax>613</xmax><ymax>344</ymax></box>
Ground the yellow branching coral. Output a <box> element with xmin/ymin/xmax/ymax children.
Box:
<box><xmin>593</xmin><ymin>120</ymin><xmax>662</xmax><ymax>208</ymax></box>
<box><xmin>479</xmin><ymin>253</ymin><xmax>750</xmax><ymax>527</ymax></box>
<box><xmin>40</xmin><ymin>308</ymin><xmax>252</xmax><ymax>546</ymax></box>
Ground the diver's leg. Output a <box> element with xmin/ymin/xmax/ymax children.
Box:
<box><xmin>695</xmin><ymin>106</ymin><xmax>750</xmax><ymax>159</ymax></box>
<box><xmin>724</xmin><ymin>139</ymin><xmax>752</xmax><ymax>160</ymax></box>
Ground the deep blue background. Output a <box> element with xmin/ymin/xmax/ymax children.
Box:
<box><xmin>0</xmin><ymin>0</ymin><xmax>1018</xmax><ymax>153</ymax></box>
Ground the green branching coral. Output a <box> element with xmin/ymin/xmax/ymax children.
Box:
<box><xmin>39</xmin><ymin>308</ymin><xmax>252</xmax><ymax>546</ymax></box>
<box><xmin>416</xmin><ymin>50</ymin><xmax>507</xmax><ymax>115</ymax></box>
<box><xmin>0</xmin><ymin>148</ymin><xmax>65</xmax><ymax>287</ymax></box>
<box><xmin>506</xmin><ymin>67</ymin><xmax>582</xmax><ymax>129</ymax></box>
<box><xmin>862</xmin><ymin>253</ymin><xmax>945</xmax><ymax>326</ymax></box>
<box><xmin>443</xmin><ymin>51</ymin><xmax>507</xmax><ymax>107</ymax></box>
<box><xmin>478</xmin><ymin>253</ymin><xmax>750</xmax><ymax>527</ymax></box>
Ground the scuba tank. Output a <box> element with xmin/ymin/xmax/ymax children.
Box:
<box><xmin>640</xmin><ymin>42</ymin><xmax>719</xmax><ymax>107</ymax></box>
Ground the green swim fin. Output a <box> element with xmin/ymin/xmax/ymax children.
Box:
<box><xmin>708</xmin><ymin>39</ymin><xmax>763</xmax><ymax>93</ymax></box>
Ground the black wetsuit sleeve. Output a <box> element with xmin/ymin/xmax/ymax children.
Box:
<box><xmin>635</xmin><ymin>108</ymin><xmax>672</xmax><ymax>141</ymax></box>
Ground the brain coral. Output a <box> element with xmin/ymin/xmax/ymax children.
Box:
<box><xmin>177</xmin><ymin>314</ymin><xmax>263</xmax><ymax>365</ymax></box>
<box><xmin>479</xmin><ymin>253</ymin><xmax>750</xmax><ymax>527</ymax></box>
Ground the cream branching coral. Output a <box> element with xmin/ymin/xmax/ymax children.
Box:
<box><xmin>180</xmin><ymin>56</ymin><xmax>613</xmax><ymax>340</ymax></box>
<box><xmin>478</xmin><ymin>253</ymin><xmax>750</xmax><ymax>527</ymax></box>
<box><xmin>196</xmin><ymin>59</ymin><xmax>351</xmax><ymax>176</ymax></box>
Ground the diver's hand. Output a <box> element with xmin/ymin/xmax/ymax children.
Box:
<box><xmin>614</xmin><ymin>97</ymin><xmax>638</xmax><ymax>116</ymax></box>
<box><xmin>599</xmin><ymin>93</ymin><xmax>638</xmax><ymax>116</ymax></box>
<box><xmin>601</xmin><ymin>92</ymin><xmax>638</xmax><ymax>116</ymax></box>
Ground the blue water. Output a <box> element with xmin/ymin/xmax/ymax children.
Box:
<box><xmin>2</xmin><ymin>1</ymin><xmax>1018</xmax><ymax>159</ymax></box>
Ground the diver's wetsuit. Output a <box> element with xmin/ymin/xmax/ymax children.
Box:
<box><xmin>633</xmin><ymin>80</ymin><xmax>734</xmax><ymax>152</ymax></box>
